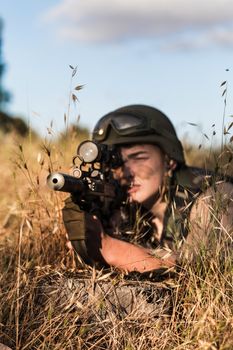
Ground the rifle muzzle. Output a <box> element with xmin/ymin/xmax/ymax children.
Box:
<box><xmin>47</xmin><ymin>173</ymin><xmax>84</xmax><ymax>193</ymax></box>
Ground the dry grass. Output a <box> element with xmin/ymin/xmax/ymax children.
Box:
<box><xmin>0</xmin><ymin>131</ymin><xmax>232</xmax><ymax>350</ymax></box>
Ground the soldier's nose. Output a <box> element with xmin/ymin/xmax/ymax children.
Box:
<box><xmin>123</xmin><ymin>163</ymin><xmax>135</xmax><ymax>180</ymax></box>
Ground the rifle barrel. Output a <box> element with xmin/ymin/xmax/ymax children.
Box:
<box><xmin>47</xmin><ymin>173</ymin><xmax>84</xmax><ymax>193</ymax></box>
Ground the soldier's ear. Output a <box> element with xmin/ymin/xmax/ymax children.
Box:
<box><xmin>168</xmin><ymin>159</ymin><xmax>177</xmax><ymax>171</ymax></box>
<box><xmin>164</xmin><ymin>157</ymin><xmax>177</xmax><ymax>177</ymax></box>
<box><xmin>165</xmin><ymin>156</ymin><xmax>177</xmax><ymax>170</ymax></box>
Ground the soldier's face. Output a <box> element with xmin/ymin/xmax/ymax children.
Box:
<box><xmin>120</xmin><ymin>144</ymin><xmax>166</xmax><ymax>208</ymax></box>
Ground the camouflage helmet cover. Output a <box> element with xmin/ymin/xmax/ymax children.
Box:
<box><xmin>92</xmin><ymin>104</ymin><xmax>185</xmax><ymax>164</ymax></box>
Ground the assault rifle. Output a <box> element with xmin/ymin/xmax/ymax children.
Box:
<box><xmin>47</xmin><ymin>141</ymin><xmax>126</xmax><ymax>216</ymax></box>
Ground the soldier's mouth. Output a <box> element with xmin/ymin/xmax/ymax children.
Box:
<box><xmin>128</xmin><ymin>183</ymin><xmax>140</xmax><ymax>193</ymax></box>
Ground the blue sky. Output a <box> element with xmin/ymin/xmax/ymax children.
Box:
<box><xmin>1</xmin><ymin>0</ymin><xmax>233</xmax><ymax>146</ymax></box>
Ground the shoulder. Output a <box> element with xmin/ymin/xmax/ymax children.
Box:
<box><xmin>180</xmin><ymin>180</ymin><xmax>233</xmax><ymax>259</ymax></box>
<box><xmin>190</xmin><ymin>181</ymin><xmax>233</xmax><ymax>217</ymax></box>
<box><xmin>189</xmin><ymin>180</ymin><xmax>233</xmax><ymax>238</ymax></box>
<box><xmin>174</xmin><ymin>164</ymin><xmax>233</xmax><ymax>216</ymax></box>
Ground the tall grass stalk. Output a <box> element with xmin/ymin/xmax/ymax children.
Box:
<box><xmin>15</xmin><ymin>218</ymin><xmax>24</xmax><ymax>350</ymax></box>
<box><xmin>221</xmin><ymin>79</ymin><xmax>228</xmax><ymax>152</ymax></box>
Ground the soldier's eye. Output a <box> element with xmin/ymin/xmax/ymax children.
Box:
<box><xmin>134</xmin><ymin>155</ymin><xmax>149</xmax><ymax>160</ymax></box>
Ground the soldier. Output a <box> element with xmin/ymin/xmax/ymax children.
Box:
<box><xmin>63</xmin><ymin>105</ymin><xmax>233</xmax><ymax>273</ymax></box>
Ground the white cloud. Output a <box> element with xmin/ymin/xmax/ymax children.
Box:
<box><xmin>44</xmin><ymin>0</ymin><xmax>233</xmax><ymax>48</ymax></box>
<box><xmin>161</xmin><ymin>26</ymin><xmax>233</xmax><ymax>51</ymax></box>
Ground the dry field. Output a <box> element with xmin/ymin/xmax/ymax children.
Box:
<box><xmin>0</xmin><ymin>130</ymin><xmax>232</xmax><ymax>350</ymax></box>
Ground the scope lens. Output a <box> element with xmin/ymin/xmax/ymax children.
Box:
<box><xmin>78</xmin><ymin>141</ymin><xmax>99</xmax><ymax>163</ymax></box>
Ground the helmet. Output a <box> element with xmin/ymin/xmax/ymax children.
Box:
<box><xmin>92</xmin><ymin>104</ymin><xmax>185</xmax><ymax>164</ymax></box>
